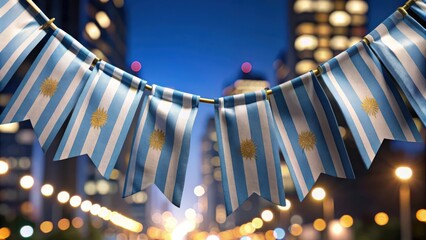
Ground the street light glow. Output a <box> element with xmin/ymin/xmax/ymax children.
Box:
<box><xmin>311</xmin><ymin>187</ymin><xmax>326</xmax><ymax>201</ymax></box>
<box><xmin>278</xmin><ymin>198</ymin><xmax>291</xmax><ymax>211</ymax></box>
<box><xmin>395</xmin><ymin>166</ymin><xmax>413</xmax><ymax>181</ymax></box>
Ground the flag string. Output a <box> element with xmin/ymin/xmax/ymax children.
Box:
<box><xmin>25</xmin><ymin>0</ymin><xmax>417</xmax><ymax>104</ymax></box>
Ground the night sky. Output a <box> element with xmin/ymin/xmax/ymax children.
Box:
<box><xmin>125</xmin><ymin>0</ymin><xmax>406</xmax><ymax>216</ymax></box>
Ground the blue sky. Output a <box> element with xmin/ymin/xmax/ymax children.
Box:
<box><xmin>125</xmin><ymin>0</ymin><xmax>405</xmax><ymax>215</ymax></box>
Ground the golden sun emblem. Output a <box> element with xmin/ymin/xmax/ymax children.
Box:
<box><xmin>240</xmin><ymin>139</ymin><xmax>256</xmax><ymax>160</ymax></box>
<box><xmin>90</xmin><ymin>108</ymin><xmax>108</xmax><ymax>129</ymax></box>
<box><xmin>362</xmin><ymin>97</ymin><xmax>380</xmax><ymax>117</ymax></box>
<box><xmin>298</xmin><ymin>131</ymin><xmax>316</xmax><ymax>151</ymax></box>
<box><xmin>150</xmin><ymin>129</ymin><xmax>166</xmax><ymax>151</ymax></box>
<box><xmin>40</xmin><ymin>77</ymin><xmax>58</xmax><ymax>97</ymax></box>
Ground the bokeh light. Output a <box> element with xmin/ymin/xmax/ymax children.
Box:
<box><xmin>313</xmin><ymin>218</ymin><xmax>326</xmax><ymax>231</ymax></box>
<box><xmin>20</xmin><ymin>225</ymin><xmax>34</xmax><ymax>238</ymax></box>
<box><xmin>416</xmin><ymin>209</ymin><xmax>426</xmax><ymax>222</ymax></box>
<box><xmin>311</xmin><ymin>187</ymin><xmax>326</xmax><ymax>201</ymax></box>
<box><xmin>90</xmin><ymin>203</ymin><xmax>101</xmax><ymax>216</ymax></box>
<box><xmin>58</xmin><ymin>218</ymin><xmax>70</xmax><ymax>231</ymax></box>
<box><xmin>395</xmin><ymin>166</ymin><xmax>413</xmax><ymax>180</ymax></box>
<box><xmin>57</xmin><ymin>191</ymin><xmax>70</xmax><ymax>203</ymax></box>
<box><xmin>81</xmin><ymin>200</ymin><xmax>92</xmax><ymax>212</ymax></box>
<box><xmin>194</xmin><ymin>185</ymin><xmax>206</xmax><ymax>197</ymax></box>
<box><xmin>40</xmin><ymin>221</ymin><xmax>53</xmax><ymax>233</ymax></box>
<box><xmin>72</xmin><ymin>217</ymin><xmax>84</xmax><ymax>229</ymax></box>
<box><xmin>20</xmin><ymin>175</ymin><xmax>34</xmax><ymax>189</ymax></box>
<box><xmin>0</xmin><ymin>160</ymin><xmax>9</xmax><ymax>175</ymax></box>
<box><xmin>374</xmin><ymin>212</ymin><xmax>389</xmax><ymax>226</ymax></box>
<box><xmin>241</xmin><ymin>62</ymin><xmax>252</xmax><ymax>73</ymax></box>
<box><xmin>0</xmin><ymin>227</ymin><xmax>11</xmax><ymax>239</ymax></box>
<box><xmin>41</xmin><ymin>184</ymin><xmax>54</xmax><ymax>197</ymax></box>
<box><xmin>131</xmin><ymin>61</ymin><xmax>142</xmax><ymax>72</ymax></box>
<box><xmin>278</xmin><ymin>198</ymin><xmax>291</xmax><ymax>211</ymax></box>
<box><xmin>273</xmin><ymin>227</ymin><xmax>285</xmax><ymax>239</ymax></box>
<box><xmin>251</xmin><ymin>217</ymin><xmax>263</xmax><ymax>229</ymax></box>
<box><xmin>261</xmin><ymin>209</ymin><xmax>274</xmax><ymax>222</ymax></box>
<box><xmin>69</xmin><ymin>195</ymin><xmax>82</xmax><ymax>207</ymax></box>
<box><xmin>339</xmin><ymin>214</ymin><xmax>353</xmax><ymax>228</ymax></box>
<box><xmin>290</xmin><ymin>223</ymin><xmax>303</xmax><ymax>236</ymax></box>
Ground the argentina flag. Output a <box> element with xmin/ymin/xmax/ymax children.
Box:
<box><xmin>123</xmin><ymin>85</ymin><xmax>199</xmax><ymax>206</ymax></box>
<box><xmin>55</xmin><ymin>61</ymin><xmax>145</xmax><ymax>178</ymax></box>
<box><xmin>0</xmin><ymin>0</ymin><xmax>49</xmax><ymax>91</ymax></box>
<box><xmin>269</xmin><ymin>72</ymin><xmax>354</xmax><ymax>201</ymax></box>
<box><xmin>214</xmin><ymin>90</ymin><xmax>285</xmax><ymax>215</ymax></box>
<box><xmin>320</xmin><ymin>41</ymin><xmax>422</xmax><ymax>169</ymax></box>
<box><xmin>365</xmin><ymin>10</ymin><xmax>426</xmax><ymax>126</ymax></box>
<box><xmin>0</xmin><ymin>28</ymin><xmax>95</xmax><ymax>151</ymax></box>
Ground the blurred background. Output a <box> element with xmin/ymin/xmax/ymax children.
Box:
<box><xmin>0</xmin><ymin>0</ymin><xmax>425</xmax><ymax>239</ymax></box>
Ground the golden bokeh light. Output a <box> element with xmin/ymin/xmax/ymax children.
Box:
<box><xmin>41</xmin><ymin>184</ymin><xmax>54</xmax><ymax>197</ymax></box>
<box><xmin>339</xmin><ymin>215</ymin><xmax>354</xmax><ymax>228</ymax></box>
<box><xmin>416</xmin><ymin>209</ymin><xmax>426</xmax><ymax>222</ymax></box>
<box><xmin>40</xmin><ymin>221</ymin><xmax>53</xmax><ymax>233</ymax></box>
<box><xmin>290</xmin><ymin>223</ymin><xmax>303</xmax><ymax>236</ymax></box>
<box><xmin>20</xmin><ymin>175</ymin><xmax>34</xmax><ymax>189</ymax></box>
<box><xmin>58</xmin><ymin>218</ymin><xmax>70</xmax><ymax>231</ymax></box>
<box><xmin>374</xmin><ymin>212</ymin><xmax>389</xmax><ymax>226</ymax></box>
<box><xmin>313</xmin><ymin>218</ymin><xmax>326</xmax><ymax>231</ymax></box>
<box><xmin>395</xmin><ymin>166</ymin><xmax>413</xmax><ymax>181</ymax></box>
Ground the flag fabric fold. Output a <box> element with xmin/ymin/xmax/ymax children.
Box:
<box><xmin>320</xmin><ymin>41</ymin><xmax>422</xmax><ymax>169</ymax></box>
<box><xmin>0</xmin><ymin>28</ymin><xmax>95</xmax><ymax>151</ymax></box>
<box><xmin>365</xmin><ymin>11</ymin><xmax>426</xmax><ymax>126</ymax></box>
<box><xmin>0</xmin><ymin>0</ymin><xmax>50</xmax><ymax>91</ymax></box>
<box><xmin>54</xmin><ymin>61</ymin><xmax>145</xmax><ymax>178</ymax></box>
<box><xmin>410</xmin><ymin>0</ymin><xmax>426</xmax><ymax>22</ymax></box>
<box><xmin>123</xmin><ymin>85</ymin><xmax>199</xmax><ymax>207</ymax></box>
<box><xmin>269</xmin><ymin>72</ymin><xmax>354</xmax><ymax>201</ymax></box>
<box><xmin>214</xmin><ymin>90</ymin><xmax>285</xmax><ymax>215</ymax></box>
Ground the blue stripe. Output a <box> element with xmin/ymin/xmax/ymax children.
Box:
<box><xmin>411</xmin><ymin>1</ymin><xmax>426</xmax><ymax>21</ymax></box>
<box><xmin>0</xmin><ymin>3</ymin><xmax>25</xmax><ymax>31</ymax></box>
<box><xmin>265</xmin><ymin>103</ymin><xmax>286</xmax><ymax>204</ymax></box>
<box><xmin>245</xmin><ymin>93</ymin><xmax>271</xmax><ymax>200</ymax></box>
<box><xmin>0</xmin><ymin>28</ymin><xmax>46</xmax><ymax>91</ymax></box>
<box><xmin>312</xmin><ymin>74</ymin><xmax>354</xmax><ymax>178</ymax></box>
<box><xmin>0</xmin><ymin>0</ymin><xmax>8</xmax><ymax>8</ymax></box>
<box><xmin>172</xmin><ymin>96</ymin><xmax>199</xmax><ymax>205</ymax></box>
<box><xmin>223</xmin><ymin>96</ymin><xmax>249</xmax><ymax>206</ymax></box>
<box><xmin>214</xmin><ymin>100</ymin><xmax>234</xmax><ymax>215</ymax></box>
<box><xmin>155</xmin><ymin>89</ymin><xmax>181</xmax><ymax>193</ymax></box>
<box><xmin>270</xmin><ymin>85</ymin><xmax>315</xmax><ymax>200</ymax></box>
<box><xmin>293</xmin><ymin>78</ymin><xmax>338</xmax><ymax>176</ymax></box>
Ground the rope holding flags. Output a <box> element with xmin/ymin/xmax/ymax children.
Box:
<box><xmin>0</xmin><ymin>0</ymin><xmax>425</xmax><ymax>215</ymax></box>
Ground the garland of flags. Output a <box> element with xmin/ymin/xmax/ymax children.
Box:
<box><xmin>0</xmin><ymin>0</ymin><xmax>425</xmax><ymax>216</ymax></box>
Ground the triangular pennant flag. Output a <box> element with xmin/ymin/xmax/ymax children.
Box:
<box><xmin>269</xmin><ymin>72</ymin><xmax>354</xmax><ymax>201</ymax></box>
<box><xmin>320</xmin><ymin>41</ymin><xmax>422</xmax><ymax>169</ymax></box>
<box><xmin>0</xmin><ymin>28</ymin><xmax>95</xmax><ymax>151</ymax></box>
<box><xmin>123</xmin><ymin>85</ymin><xmax>199</xmax><ymax>207</ymax></box>
<box><xmin>365</xmin><ymin>10</ymin><xmax>426</xmax><ymax>126</ymax></box>
<box><xmin>0</xmin><ymin>0</ymin><xmax>49</xmax><ymax>91</ymax></box>
<box><xmin>54</xmin><ymin>61</ymin><xmax>145</xmax><ymax>178</ymax></box>
<box><xmin>410</xmin><ymin>0</ymin><xmax>426</xmax><ymax>22</ymax></box>
<box><xmin>214</xmin><ymin>90</ymin><xmax>285</xmax><ymax>215</ymax></box>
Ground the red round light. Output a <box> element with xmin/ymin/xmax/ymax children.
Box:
<box><xmin>131</xmin><ymin>61</ymin><xmax>142</xmax><ymax>72</ymax></box>
<box><xmin>241</xmin><ymin>62</ymin><xmax>252</xmax><ymax>73</ymax></box>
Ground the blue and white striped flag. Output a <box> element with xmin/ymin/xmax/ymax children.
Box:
<box><xmin>320</xmin><ymin>41</ymin><xmax>422</xmax><ymax>168</ymax></box>
<box><xmin>365</xmin><ymin>10</ymin><xmax>426</xmax><ymax>126</ymax></box>
<box><xmin>410</xmin><ymin>0</ymin><xmax>425</xmax><ymax>22</ymax></box>
<box><xmin>123</xmin><ymin>85</ymin><xmax>199</xmax><ymax>206</ymax></box>
<box><xmin>55</xmin><ymin>61</ymin><xmax>145</xmax><ymax>178</ymax></box>
<box><xmin>0</xmin><ymin>29</ymin><xmax>95</xmax><ymax>151</ymax></box>
<box><xmin>0</xmin><ymin>0</ymin><xmax>49</xmax><ymax>91</ymax></box>
<box><xmin>214</xmin><ymin>90</ymin><xmax>285</xmax><ymax>215</ymax></box>
<box><xmin>269</xmin><ymin>72</ymin><xmax>354</xmax><ymax>201</ymax></box>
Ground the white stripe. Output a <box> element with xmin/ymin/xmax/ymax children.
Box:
<box><xmin>337</xmin><ymin>50</ymin><xmax>393</xmax><ymax>140</ymax></box>
<box><xmin>375</xmin><ymin>23</ymin><xmax>426</xmax><ymax>98</ymax></box>
<box><xmin>80</xmin><ymin>72</ymin><xmax>121</xmax><ymax>157</ymax></box>
<box><xmin>98</xmin><ymin>87</ymin><xmax>138</xmax><ymax>175</ymax></box>
<box><xmin>357</xmin><ymin>44</ymin><xmax>416</xmax><ymax>141</ymax></box>
<box><xmin>26</xmin><ymin>50</ymin><xmax>75</xmax><ymax>125</ymax></box>
<box><xmin>416</xmin><ymin>1</ymin><xmax>426</xmax><ymax>11</ymax></box>
<box><xmin>141</xmin><ymin>88</ymin><xmax>173</xmax><ymax>189</ymax></box>
<box><xmin>2</xmin><ymin>36</ymin><xmax>61</xmax><ymax>123</ymax></box>
<box><xmin>300</xmin><ymin>74</ymin><xmax>346</xmax><ymax>177</ymax></box>
<box><xmin>38</xmin><ymin>60</ymin><xmax>92</xmax><ymax>147</ymax></box>
<box><xmin>282</xmin><ymin>82</ymin><xmax>325</xmax><ymax>181</ymax></box>
<box><xmin>163</xmin><ymin>93</ymin><xmax>193</xmax><ymax>200</ymax></box>
<box><xmin>269</xmin><ymin>94</ymin><xmax>309</xmax><ymax>197</ymax></box>
<box><xmin>234</xmin><ymin>96</ymin><xmax>261</xmax><ymax>197</ymax></box>
<box><xmin>59</xmin><ymin>67</ymin><xmax>103</xmax><ymax>158</ymax></box>
<box><xmin>218</xmin><ymin>98</ymin><xmax>239</xmax><ymax>211</ymax></box>
<box><xmin>0</xmin><ymin>28</ymin><xmax>43</xmax><ymax>79</ymax></box>
<box><xmin>0</xmin><ymin>8</ymin><xmax>33</xmax><ymax>52</ymax></box>
<box><xmin>394</xmin><ymin>15</ymin><xmax>426</xmax><ymax>58</ymax></box>
<box><xmin>256</xmin><ymin>96</ymin><xmax>280</xmax><ymax>203</ymax></box>
<box><xmin>0</xmin><ymin>0</ymin><xmax>18</xmax><ymax>18</ymax></box>
<box><xmin>125</xmin><ymin>95</ymin><xmax>152</xmax><ymax>196</ymax></box>
<box><xmin>324</xmin><ymin>63</ymin><xmax>376</xmax><ymax>161</ymax></box>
